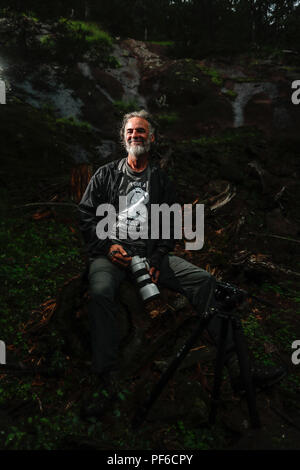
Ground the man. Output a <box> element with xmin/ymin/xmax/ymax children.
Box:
<box><xmin>78</xmin><ymin>110</ymin><xmax>285</xmax><ymax>414</ymax></box>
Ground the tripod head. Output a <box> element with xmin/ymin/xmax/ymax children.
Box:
<box><xmin>214</xmin><ymin>280</ymin><xmax>276</xmax><ymax>311</ymax></box>
<box><xmin>214</xmin><ymin>281</ymin><xmax>247</xmax><ymax>311</ymax></box>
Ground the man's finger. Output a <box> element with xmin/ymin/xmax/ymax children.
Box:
<box><xmin>112</xmin><ymin>258</ymin><xmax>129</xmax><ymax>268</ymax></box>
<box><xmin>119</xmin><ymin>248</ymin><xmax>131</xmax><ymax>258</ymax></box>
<box><xmin>112</xmin><ymin>254</ymin><xmax>131</xmax><ymax>267</ymax></box>
<box><xmin>114</xmin><ymin>252</ymin><xmax>132</xmax><ymax>262</ymax></box>
<box><xmin>149</xmin><ymin>267</ymin><xmax>160</xmax><ymax>283</ymax></box>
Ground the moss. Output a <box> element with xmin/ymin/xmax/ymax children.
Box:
<box><xmin>234</xmin><ymin>76</ymin><xmax>261</xmax><ymax>83</ymax></box>
<box><xmin>56</xmin><ymin>116</ymin><xmax>92</xmax><ymax>132</ymax></box>
<box><xmin>62</xmin><ymin>20</ymin><xmax>113</xmax><ymax>47</ymax></box>
<box><xmin>34</xmin><ymin>18</ymin><xmax>114</xmax><ymax>65</ymax></box>
<box><xmin>222</xmin><ymin>89</ymin><xmax>238</xmax><ymax>99</ymax></box>
<box><xmin>113</xmin><ymin>99</ymin><xmax>140</xmax><ymax>115</ymax></box>
<box><xmin>197</xmin><ymin>64</ymin><xmax>223</xmax><ymax>86</ymax></box>
<box><xmin>21</xmin><ymin>12</ymin><xmax>39</xmax><ymax>22</ymax></box>
<box><xmin>186</xmin><ymin>130</ymin><xmax>258</xmax><ymax>146</ymax></box>
<box><xmin>149</xmin><ymin>41</ymin><xmax>174</xmax><ymax>47</ymax></box>
<box><xmin>157</xmin><ymin>112</ymin><xmax>179</xmax><ymax>126</ymax></box>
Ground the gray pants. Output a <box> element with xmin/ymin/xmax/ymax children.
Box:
<box><xmin>88</xmin><ymin>254</ymin><xmax>235</xmax><ymax>374</ymax></box>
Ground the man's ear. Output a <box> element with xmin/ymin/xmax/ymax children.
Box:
<box><xmin>150</xmin><ymin>133</ymin><xmax>155</xmax><ymax>143</ymax></box>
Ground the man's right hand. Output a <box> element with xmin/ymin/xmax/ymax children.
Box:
<box><xmin>108</xmin><ymin>244</ymin><xmax>132</xmax><ymax>268</ymax></box>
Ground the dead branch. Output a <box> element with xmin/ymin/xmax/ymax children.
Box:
<box><xmin>249</xmin><ymin>232</ymin><xmax>300</xmax><ymax>245</ymax></box>
<box><xmin>14</xmin><ymin>202</ymin><xmax>78</xmax><ymax>209</ymax></box>
<box><xmin>231</xmin><ymin>251</ymin><xmax>300</xmax><ymax>278</ymax></box>
<box><xmin>199</xmin><ymin>183</ymin><xmax>236</xmax><ymax>212</ymax></box>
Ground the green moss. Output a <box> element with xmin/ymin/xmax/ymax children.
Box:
<box><xmin>234</xmin><ymin>76</ymin><xmax>261</xmax><ymax>83</ymax></box>
<box><xmin>38</xmin><ymin>35</ymin><xmax>55</xmax><ymax>48</ymax></box>
<box><xmin>63</xmin><ymin>20</ymin><xmax>113</xmax><ymax>47</ymax></box>
<box><xmin>36</xmin><ymin>18</ymin><xmax>114</xmax><ymax>65</ymax></box>
<box><xmin>149</xmin><ymin>41</ymin><xmax>174</xmax><ymax>47</ymax></box>
<box><xmin>222</xmin><ymin>89</ymin><xmax>237</xmax><ymax>99</ymax></box>
<box><xmin>56</xmin><ymin>116</ymin><xmax>92</xmax><ymax>132</ymax></box>
<box><xmin>0</xmin><ymin>217</ymin><xmax>83</xmax><ymax>343</ymax></box>
<box><xmin>182</xmin><ymin>128</ymin><xmax>259</xmax><ymax>146</ymax></box>
<box><xmin>197</xmin><ymin>64</ymin><xmax>223</xmax><ymax>86</ymax></box>
<box><xmin>157</xmin><ymin>112</ymin><xmax>179</xmax><ymax>125</ymax></box>
<box><xmin>113</xmin><ymin>99</ymin><xmax>140</xmax><ymax>114</ymax></box>
<box><xmin>22</xmin><ymin>12</ymin><xmax>39</xmax><ymax>22</ymax></box>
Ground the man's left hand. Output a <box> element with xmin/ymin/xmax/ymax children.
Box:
<box><xmin>149</xmin><ymin>266</ymin><xmax>160</xmax><ymax>283</ymax></box>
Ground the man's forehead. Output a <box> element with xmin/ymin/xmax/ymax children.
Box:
<box><xmin>125</xmin><ymin>117</ymin><xmax>149</xmax><ymax>130</ymax></box>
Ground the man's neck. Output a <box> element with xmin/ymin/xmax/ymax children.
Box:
<box><xmin>127</xmin><ymin>153</ymin><xmax>149</xmax><ymax>172</ymax></box>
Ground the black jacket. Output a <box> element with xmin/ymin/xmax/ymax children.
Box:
<box><xmin>78</xmin><ymin>157</ymin><xmax>178</xmax><ymax>261</ymax></box>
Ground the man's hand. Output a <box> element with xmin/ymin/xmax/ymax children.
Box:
<box><xmin>149</xmin><ymin>266</ymin><xmax>160</xmax><ymax>284</ymax></box>
<box><xmin>148</xmin><ymin>249</ymin><xmax>166</xmax><ymax>284</ymax></box>
<box><xmin>108</xmin><ymin>244</ymin><xmax>132</xmax><ymax>268</ymax></box>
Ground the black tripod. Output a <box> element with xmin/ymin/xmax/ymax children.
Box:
<box><xmin>132</xmin><ymin>295</ymin><xmax>261</xmax><ymax>429</ymax></box>
<box><xmin>209</xmin><ymin>310</ymin><xmax>261</xmax><ymax>427</ymax></box>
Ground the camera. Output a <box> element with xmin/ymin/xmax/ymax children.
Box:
<box><xmin>214</xmin><ymin>281</ymin><xmax>247</xmax><ymax>311</ymax></box>
<box><xmin>130</xmin><ymin>255</ymin><xmax>160</xmax><ymax>303</ymax></box>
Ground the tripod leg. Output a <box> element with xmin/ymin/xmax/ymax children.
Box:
<box><xmin>132</xmin><ymin>316</ymin><xmax>210</xmax><ymax>428</ymax></box>
<box><xmin>232</xmin><ymin>317</ymin><xmax>261</xmax><ymax>428</ymax></box>
<box><xmin>209</xmin><ymin>314</ymin><xmax>229</xmax><ymax>425</ymax></box>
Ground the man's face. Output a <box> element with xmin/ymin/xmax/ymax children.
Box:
<box><xmin>124</xmin><ymin>117</ymin><xmax>154</xmax><ymax>156</ymax></box>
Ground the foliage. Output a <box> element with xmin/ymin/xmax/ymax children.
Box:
<box><xmin>113</xmin><ymin>100</ymin><xmax>140</xmax><ymax>115</ymax></box>
<box><xmin>149</xmin><ymin>41</ymin><xmax>175</xmax><ymax>47</ymax></box>
<box><xmin>197</xmin><ymin>64</ymin><xmax>223</xmax><ymax>87</ymax></box>
<box><xmin>0</xmin><ymin>217</ymin><xmax>83</xmax><ymax>345</ymax></box>
<box><xmin>182</xmin><ymin>128</ymin><xmax>260</xmax><ymax>146</ymax></box>
<box><xmin>222</xmin><ymin>89</ymin><xmax>238</xmax><ymax>99</ymax></box>
<box><xmin>38</xmin><ymin>19</ymin><xmax>113</xmax><ymax>64</ymax></box>
<box><xmin>64</xmin><ymin>20</ymin><xmax>113</xmax><ymax>46</ymax></box>
<box><xmin>56</xmin><ymin>117</ymin><xmax>92</xmax><ymax>132</ymax></box>
<box><xmin>2</xmin><ymin>1</ymin><xmax>299</xmax><ymax>55</ymax></box>
<box><xmin>157</xmin><ymin>112</ymin><xmax>179</xmax><ymax>126</ymax></box>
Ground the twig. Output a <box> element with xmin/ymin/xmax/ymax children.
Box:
<box><xmin>249</xmin><ymin>232</ymin><xmax>300</xmax><ymax>245</ymax></box>
<box><xmin>13</xmin><ymin>202</ymin><xmax>78</xmax><ymax>209</ymax></box>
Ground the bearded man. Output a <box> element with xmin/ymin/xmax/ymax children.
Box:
<box><xmin>78</xmin><ymin>110</ymin><xmax>285</xmax><ymax>417</ymax></box>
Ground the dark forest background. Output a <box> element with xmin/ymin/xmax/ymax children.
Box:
<box><xmin>2</xmin><ymin>0</ymin><xmax>300</xmax><ymax>55</ymax></box>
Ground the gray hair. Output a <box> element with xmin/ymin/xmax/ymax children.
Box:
<box><xmin>119</xmin><ymin>109</ymin><xmax>156</xmax><ymax>146</ymax></box>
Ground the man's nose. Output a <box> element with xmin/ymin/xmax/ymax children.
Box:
<box><xmin>132</xmin><ymin>130</ymin><xmax>140</xmax><ymax>139</ymax></box>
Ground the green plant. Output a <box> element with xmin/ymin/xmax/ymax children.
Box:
<box><xmin>197</xmin><ymin>64</ymin><xmax>223</xmax><ymax>86</ymax></box>
<box><xmin>113</xmin><ymin>100</ymin><xmax>139</xmax><ymax>114</ymax></box>
<box><xmin>149</xmin><ymin>41</ymin><xmax>174</xmax><ymax>47</ymax></box>
<box><xmin>56</xmin><ymin>117</ymin><xmax>92</xmax><ymax>132</ymax></box>
<box><xmin>222</xmin><ymin>89</ymin><xmax>237</xmax><ymax>99</ymax></box>
<box><xmin>157</xmin><ymin>112</ymin><xmax>179</xmax><ymax>125</ymax></box>
<box><xmin>176</xmin><ymin>421</ymin><xmax>217</xmax><ymax>450</ymax></box>
<box><xmin>64</xmin><ymin>20</ymin><xmax>113</xmax><ymax>47</ymax></box>
<box><xmin>38</xmin><ymin>19</ymin><xmax>113</xmax><ymax>64</ymax></box>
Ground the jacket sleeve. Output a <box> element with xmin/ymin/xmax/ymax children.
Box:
<box><xmin>78</xmin><ymin>168</ymin><xmax>114</xmax><ymax>257</ymax></box>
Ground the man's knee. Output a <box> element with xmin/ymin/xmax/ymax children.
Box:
<box><xmin>89</xmin><ymin>272</ymin><xmax>118</xmax><ymax>302</ymax></box>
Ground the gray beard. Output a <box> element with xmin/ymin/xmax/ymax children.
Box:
<box><xmin>125</xmin><ymin>138</ymin><xmax>151</xmax><ymax>156</ymax></box>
